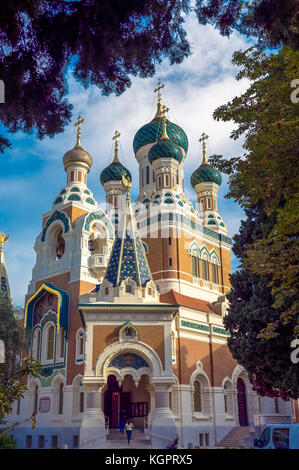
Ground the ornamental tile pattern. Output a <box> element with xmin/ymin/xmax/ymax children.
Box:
<box><xmin>191</xmin><ymin>163</ymin><xmax>222</xmax><ymax>187</ymax></box>
<box><xmin>100</xmin><ymin>161</ymin><xmax>132</xmax><ymax>185</ymax></box>
<box><xmin>133</xmin><ymin>119</ymin><xmax>188</xmax><ymax>153</ymax></box>
<box><xmin>41</xmin><ymin>210</ymin><xmax>70</xmax><ymax>242</ymax></box>
<box><xmin>108</xmin><ymin>353</ymin><xmax>149</xmax><ymax>370</ymax></box>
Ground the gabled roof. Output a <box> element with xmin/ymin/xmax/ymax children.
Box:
<box><xmin>160</xmin><ymin>289</ymin><xmax>216</xmax><ymax>314</ymax></box>
<box><xmin>103</xmin><ymin>189</ymin><xmax>153</xmax><ymax>288</ymax></box>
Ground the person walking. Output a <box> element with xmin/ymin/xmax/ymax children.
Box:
<box><xmin>119</xmin><ymin>409</ymin><xmax>126</xmax><ymax>433</ymax></box>
<box><xmin>125</xmin><ymin>418</ymin><xmax>134</xmax><ymax>445</ymax></box>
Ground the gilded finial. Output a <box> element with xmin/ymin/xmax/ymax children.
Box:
<box><xmin>199</xmin><ymin>132</ymin><xmax>209</xmax><ymax>164</ymax></box>
<box><xmin>154</xmin><ymin>81</ymin><xmax>165</xmax><ymax>118</ymax></box>
<box><xmin>122</xmin><ymin>174</ymin><xmax>132</xmax><ymax>200</ymax></box>
<box><xmin>112</xmin><ymin>130</ymin><xmax>121</xmax><ymax>162</ymax></box>
<box><xmin>75</xmin><ymin>114</ymin><xmax>84</xmax><ymax>146</ymax></box>
<box><xmin>0</xmin><ymin>233</ymin><xmax>9</xmax><ymax>253</ymax></box>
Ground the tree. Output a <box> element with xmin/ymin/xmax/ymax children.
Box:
<box><xmin>0</xmin><ymin>0</ymin><xmax>298</xmax><ymax>153</ymax></box>
<box><xmin>223</xmin><ymin>204</ymin><xmax>299</xmax><ymax>399</ymax></box>
<box><xmin>211</xmin><ymin>46</ymin><xmax>299</xmax><ymax>340</ymax></box>
<box><xmin>0</xmin><ymin>292</ymin><xmax>41</xmax><ymax>420</ymax></box>
<box><xmin>196</xmin><ymin>0</ymin><xmax>299</xmax><ymax>49</ymax></box>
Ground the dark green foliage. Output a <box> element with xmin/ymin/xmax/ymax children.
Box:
<box><xmin>224</xmin><ymin>205</ymin><xmax>299</xmax><ymax>399</ymax></box>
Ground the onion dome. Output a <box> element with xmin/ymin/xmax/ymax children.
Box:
<box><xmin>63</xmin><ymin>145</ymin><xmax>93</xmax><ymax>171</ymax></box>
<box><xmin>100</xmin><ymin>130</ymin><xmax>132</xmax><ymax>185</ymax></box>
<box><xmin>133</xmin><ymin>82</ymin><xmax>188</xmax><ymax>154</ymax></box>
<box><xmin>190</xmin><ymin>132</ymin><xmax>222</xmax><ymax>187</ymax></box>
<box><xmin>63</xmin><ymin>115</ymin><xmax>93</xmax><ymax>171</ymax></box>
<box><xmin>133</xmin><ymin>117</ymin><xmax>188</xmax><ymax>154</ymax></box>
<box><xmin>148</xmin><ymin>116</ymin><xmax>183</xmax><ymax>164</ymax></box>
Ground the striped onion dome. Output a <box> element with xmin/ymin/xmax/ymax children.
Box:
<box><xmin>100</xmin><ymin>160</ymin><xmax>132</xmax><ymax>185</ymax></box>
<box><xmin>190</xmin><ymin>163</ymin><xmax>222</xmax><ymax>187</ymax></box>
<box><xmin>133</xmin><ymin>102</ymin><xmax>188</xmax><ymax>154</ymax></box>
<box><xmin>148</xmin><ymin>139</ymin><xmax>183</xmax><ymax>164</ymax></box>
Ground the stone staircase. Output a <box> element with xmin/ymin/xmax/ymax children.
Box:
<box><xmin>217</xmin><ymin>427</ymin><xmax>255</xmax><ymax>448</ymax></box>
<box><xmin>105</xmin><ymin>428</ymin><xmax>152</xmax><ymax>449</ymax></box>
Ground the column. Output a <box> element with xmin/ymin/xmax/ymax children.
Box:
<box><xmin>79</xmin><ymin>383</ymin><xmax>106</xmax><ymax>449</ymax></box>
<box><xmin>150</xmin><ymin>382</ymin><xmax>177</xmax><ymax>449</ymax></box>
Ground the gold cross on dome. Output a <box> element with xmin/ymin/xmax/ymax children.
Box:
<box><xmin>112</xmin><ymin>130</ymin><xmax>121</xmax><ymax>160</ymax></box>
<box><xmin>199</xmin><ymin>132</ymin><xmax>209</xmax><ymax>163</ymax></box>
<box><xmin>154</xmin><ymin>81</ymin><xmax>165</xmax><ymax>104</ymax></box>
<box><xmin>75</xmin><ymin>114</ymin><xmax>84</xmax><ymax>146</ymax></box>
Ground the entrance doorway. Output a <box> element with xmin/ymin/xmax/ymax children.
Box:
<box><xmin>237</xmin><ymin>377</ymin><xmax>248</xmax><ymax>426</ymax></box>
<box><xmin>104</xmin><ymin>374</ymin><xmax>150</xmax><ymax>429</ymax></box>
<box><xmin>104</xmin><ymin>375</ymin><xmax>130</xmax><ymax>428</ymax></box>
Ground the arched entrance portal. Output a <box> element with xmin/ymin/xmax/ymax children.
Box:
<box><xmin>237</xmin><ymin>377</ymin><xmax>248</xmax><ymax>426</ymax></box>
<box><xmin>104</xmin><ymin>374</ymin><xmax>150</xmax><ymax>429</ymax></box>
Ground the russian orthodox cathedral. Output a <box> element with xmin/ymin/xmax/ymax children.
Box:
<box><xmin>3</xmin><ymin>83</ymin><xmax>295</xmax><ymax>448</ymax></box>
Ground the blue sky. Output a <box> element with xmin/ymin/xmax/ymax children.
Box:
<box><xmin>0</xmin><ymin>14</ymin><xmax>253</xmax><ymax>306</ymax></box>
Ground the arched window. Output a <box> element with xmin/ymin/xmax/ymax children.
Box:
<box><xmin>33</xmin><ymin>384</ymin><xmax>39</xmax><ymax>413</ymax></box>
<box><xmin>32</xmin><ymin>329</ymin><xmax>41</xmax><ymax>360</ymax></box>
<box><xmin>192</xmin><ymin>373</ymin><xmax>211</xmax><ymax>416</ymax></box>
<box><xmin>58</xmin><ymin>383</ymin><xmax>64</xmax><ymax>415</ymax></box>
<box><xmin>72</xmin><ymin>376</ymin><xmax>85</xmax><ymax>416</ymax></box>
<box><xmin>76</xmin><ymin>330</ymin><xmax>85</xmax><ymax>363</ymax></box>
<box><xmin>46</xmin><ymin>325</ymin><xmax>55</xmax><ymax>361</ymax></box>
<box><xmin>56</xmin><ymin>229</ymin><xmax>65</xmax><ymax>260</ymax></box>
<box><xmin>56</xmin><ymin>327</ymin><xmax>65</xmax><ymax>361</ymax></box>
<box><xmin>211</xmin><ymin>263</ymin><xmax>219</xmax><ymax>284</ymax></box>
<box><xmin>223</xmin><ymin>381</ymin><xmax>233</xmax><ymax>415</ymax></box>
<box><xmin>202</xmin><ymin>259</ymin><xmax>209</xmax><ymax>280</ymax></box>
<box><xmin>192</xmin><ymin>256</ymin><xmax>199</xmax><ymax>278</ymax></box>
<box><xmin>194</xmin><ymin>381</ymin><xmax>202</xmax><ymax>412</ymax></box>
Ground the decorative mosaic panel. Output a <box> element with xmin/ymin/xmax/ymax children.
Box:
<box><xmin>108</xmin><ymin>353</ymin><xmax>149</xmax><ymax>370</ymax></box>
<box><xmin>41</xmin><ymin>210</ymin><xmax>70</xmax><ymax>242</ymax></box>
<box><xmin>84</xmin><ymin>211</ymin><xmax>114</xmax><ymax>239</ymax></box>
<box><xmin>212</xmin><ymin>326</ymin><xmax>230</xmax><ymax>336</ymax></box>
<box><xmin>181</xmin><ymin>320</ymin><xmax>209</xmax><ymax>332</ymax></box>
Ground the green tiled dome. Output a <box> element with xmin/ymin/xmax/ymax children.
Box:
<box><xmin>100</xmin><ymin>161</ymin><xmax>132</xmax><ymax>185</ymax></box>
<box><xmin>191</xmin><ymin>163</ymin><xmax>222</xmax><ymax>187</ymax></box>
<box><xmin>148</xmin><ymin>140</ymin><xmax>183</xmax><ymax>164</ymax></box>
<box><xmin>133</xmin><ymin>118</ymin><xmax>188</xmax><ymax>154</ymax></box>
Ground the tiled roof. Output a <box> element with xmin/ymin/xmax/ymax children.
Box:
<box><xmin>160</xmin><ymin>289</ymin><xmax>216</xmax><ymax>314</ymax></box>
<box><xmin>103</xmin><ymin>195</ymin><xmax>152</xmax><ymax>288</ymax></box>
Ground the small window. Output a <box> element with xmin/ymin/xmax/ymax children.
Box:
<box><xmin>38</xmin><ymin>435</ymin><xmax>45</xmax><ymax>449</ymax></box>
<box><xmin>274</xmin><ymin>397</ymin><xmax>279</xmax><ymax>414</ymax></box>
<box><xmin>58</xmin><ymin>383</ymin><xmax>64</xmax><ymax>415</ymax></box>
<box><xmin>194</xmin><ymin>381</ymin><xmax>202</xmax><ymax>412</ymax></box>
<box><xmin>157</xmin><ymin>176</ymin><xmax>162</xmax><ymax>189</ymax></box>
<box><xmin>26</xmin><ymin>435</ymin><xmax>32</xmax><ymax>448</ymax></box>
<box><xmin>168</xmin><ymin>237</ymin><xmax>172</xmax><ymax>245</ymax></box>
<box><xmin>146</xmin><ymin>165</ymin><xmax>150</xmax><ymax>185</ymax></box>
<box><xmin>33</xmin><ymin>385</ymin><xmax>39</xmax><ymax>413</ymax></box>
<box><xmin>176</xmin><ymin>170</ymin><xmax>179</xmax><ymax>185</ymax></box>
<box><xmin>79</xmin><ymin>392</ymin><xmax>84</xmax><ymax>413</ymax></box>
<box><xmin>47</xmin><ymin>325</ymin><xmax>55</xmax><ymax>360</ymax></box>
<box><xmin>224</xmin><ymin>394</ymin><xmax>228</xmax><ymax>413</ymax></box>
<box><xmin>211</xmin><ymin>263</ymin><xmax>219</xmax><ymax>284</ymax></box>
<box><xmin>78</xmin><ymin>171</ymin><xmax>82</xmax><ymax>182</ymax></box>
<box><xmin>165</xmin><ymin>174</ymin><xmax>170</xmax><ymax>187</ymax></box>
<box><xmin>205</xmin><ymin>434</ymin><xmax>209</xmax><ymax>446</ymax></box>
<box><xmin>71</xmin><ymin>171</ymin><xmax>74</xmax><ymax>182</ymax></box>
<box><xmin>73</xmin><ymin>435</ymin><xmax>79</xmax><ymax>449</ymax></box>
<box><xmin>105</xmin><ymin>287</ymin><xmax>109</xmax><ymax>295</ymax></box>
<box><xmin>202</xmin><ymin>260</ymin><xmax>209</xmax><ymax>281</ymax></box>
<box><xmin>125</xmin><ymin>285</ymin><xmax>132</xmax><ymax>293</ymax></box>
<box><xmin>207</xmin><ymin>198</ymin><xmax>212</xmax><ymax>209</ymax></box>
<box><xmin>199</xmin><ymin>433</ymin><xmax>204</xmax><ymax>446</ymax></box>
<box><xmin>192</xmin><ymin>256</ymin><xmax>199</xmax><ymax>278</ymax></box>
<box><xmin>169</xmin><ymin>258</ymin><xmax>172</xmax><ymax>267</ymax></box>
<box><xmin>51</xmin><ymin>435</ymin><xmax>58</xmax><ymax>449</ymax></box>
